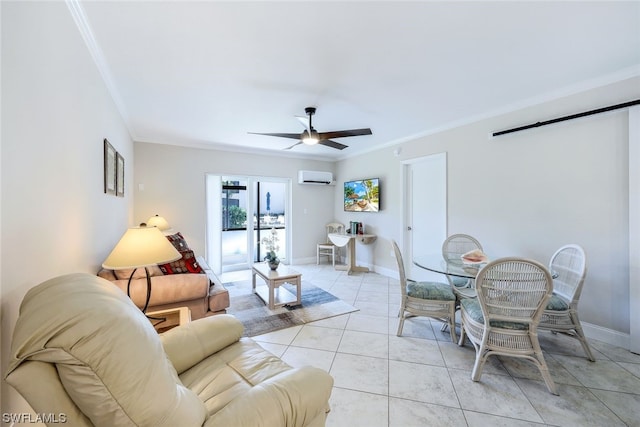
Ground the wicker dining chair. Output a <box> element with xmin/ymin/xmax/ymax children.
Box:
<box><xmin>442</xmin><ymin>233</ymin><xmax>483</xmax><ymax>299</ymax></box>
<box><xmin>539</xmin><ymin>244</ymin><xmax>595</xmax><ymax>361</ymax></box>
<box><xmin>392</xmin><ymin>240</ymin><xmax>457</xmax><ymax>343</ymax></box>
<box><xmin>316</xmin><ymin>222</ymin><xmax>344</xmax><ymax>266</ymax></box>
<box><xmin>459</xmin><ymin>257</ymin><xmax>558</xmax><ymax>395</ymax></box>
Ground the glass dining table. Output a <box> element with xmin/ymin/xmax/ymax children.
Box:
<box><xmin>413</xmin><ymin>254</ymin><xmax>485</xmax><ymax>279</ymax></box>
<box><xmin>413</xmin><ymin>254</ymin><xmax>484</xmax><ymax>299</ymax></box>
<box><xmin>413</xmin><ymin>254</ymin><xmax>557</xmax><ymax>285</ymax></box>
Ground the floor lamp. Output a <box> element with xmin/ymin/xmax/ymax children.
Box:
<box><xmin>102</xmin><ymin>225</ymin><xmax>181</xmax><ymax>315</ymax></box>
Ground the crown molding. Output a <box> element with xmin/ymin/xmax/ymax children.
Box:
<box><xmin>65</xmin><ymin>0</ymin><xmax>134</xmax><ymax>139</ymax></box>
<box><xmin>134</xmin><ymin>138</ymin><xmax>336</xmax><ymax>163</ymax></box>
<box><xmin>337</xmin><ymin>65</ymin><xmax>640</xmax><ymax>161</ymax></box>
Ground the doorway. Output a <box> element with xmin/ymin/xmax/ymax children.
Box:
<box><xmin>402</xmin><ymin>153</ymin><xmax>447</xmax><ymax>281</ymax></box>
<box><xmin>206</xmin><ymin>175</ymin><xmax>290</xmax><ymax>274</ymax></box>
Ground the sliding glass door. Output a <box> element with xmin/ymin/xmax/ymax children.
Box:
<box><xmin>221</xmin><ymin>178</ymin><xmax>249</xmax><ymax>269</ymax></box>
<box><xmin>207</xmin><ymin>175</ymin><xmax>290</xmax><ymax>273</ymax></box>
<box><xmin>253</xmin><ymin>181</ymin><xmax>287</xmax><ymax>265</ymax></box>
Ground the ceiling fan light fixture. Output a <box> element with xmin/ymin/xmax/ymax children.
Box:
<box><xmin>249</xmin><ymin>107</ymin><xmax>371</xmax><ymax>151</ymax></box>
<box><xmin>302</xmin><ymin>130</ymin><xmax>319</xmax><ymax>145</ymax></box>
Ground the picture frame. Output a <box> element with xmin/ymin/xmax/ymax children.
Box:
<box><xmin>116</xmin><ymin>152</ymin><xmax>125</xmax><ymax>197</ymax></box>
<box><xmin>103</xmin><ymin>139</ymin><xmax>116</xmax><ymax>195</ymax></box>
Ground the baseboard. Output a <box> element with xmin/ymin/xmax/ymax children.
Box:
<box><xmin>370</xmin><ymin>264</ymin><xmax>397</xmax><ymax>279</ymax></box>
<box><xmin>292</xmin><ymin>256</ymin><xmax>320</xmax><ymax>265</ymax></box>
<box><xmin>582</xmin><ymin>322</ymin><xmax>630</xmax><ymax>350</ymax></box>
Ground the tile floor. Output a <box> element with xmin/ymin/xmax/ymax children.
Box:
<box><xmin>221</xmin><ymin>264</ymin><xmax>640</xmax><ymax>427</ymax></box>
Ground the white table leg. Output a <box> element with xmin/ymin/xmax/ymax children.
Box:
<box><xmin>295</xmin><ymin>276</ymin><xmax>302</xmax><ymax>305</ymax></box>
<box><xmin>268</xmin><ymin>280</ymin><xmax>275</xmax><ymax>310</ymax></box>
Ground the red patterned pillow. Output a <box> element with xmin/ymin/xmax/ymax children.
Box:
<box><xmin>158</xmin><ymin>250</ymin><xmax>204</xmax><ymax>274</ymax></box>
<box><xmin>165</xmin><ymin>232</ymin><xmax>190</xmax><ymax>251</ymax></box>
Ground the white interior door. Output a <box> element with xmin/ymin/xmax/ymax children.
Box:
<box><xmin>630</xmin><ymin>106</ymin><xmax>639</xmax><ymax>354</ymax></box>
<box><xmin>403</xmin><ymin>153</ymin><xmax>447</xmax><ymax>281</ymax></box>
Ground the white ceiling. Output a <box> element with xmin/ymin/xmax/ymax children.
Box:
<box><xmin>76</xmin><ymin>1</ymin><xmax>640</xmax><ymax>161</ymax></box>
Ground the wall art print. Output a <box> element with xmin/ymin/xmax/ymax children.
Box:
<box><xmin>103</xmin><ymin>138</ymin><xmax>116</xmax><ymax>195</ymax></box>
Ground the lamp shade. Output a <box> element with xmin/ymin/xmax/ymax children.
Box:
<box><xmin>146</xmin><ymin>214</ymin><xmax>171</xmax><ymax>231</ymax></box>
<box><xmin>102</xmin><ymin>226</ymin><xmax>181</xmax><ymax>270</ymax></box>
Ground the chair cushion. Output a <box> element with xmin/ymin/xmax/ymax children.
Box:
<box><xmin>451</xmin><ymin>276</ymin><xmax>470</xmax><ymax>288</ymax></box>
<box><xmin>545</xmin><ymin>294</ymin><xmax>569</xmax><ymax>311</ymax></box>
<box><xmin>407</xmin><ymin>281</ymin><xmax>455</xmax><ymax>301</ymax></box>
<box><xmin>460</xmin><ymin>298</ymin><xmax>529</xmax><ymax>331</ymax></box>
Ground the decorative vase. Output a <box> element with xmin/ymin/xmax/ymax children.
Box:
<box><xmin>268</xmin><ymin>259</ymin><xmax>280</xmax><ymax>270</ymax></box>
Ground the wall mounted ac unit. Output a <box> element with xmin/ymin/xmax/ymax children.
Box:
<box><xmin>298</xmin><ymin>170</ymin><xmax>335</xmax><ymax>185</ymax></box>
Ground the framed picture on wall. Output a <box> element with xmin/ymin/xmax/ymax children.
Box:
<box><xmin>103</xmin><ymin>139</ymin><xmax>116</xmax><ymax>195</ymax></box>
<box><xmin>116</xmin><ymin>152</ymin><xmax>125</xmax><ymax>197</ymax></box>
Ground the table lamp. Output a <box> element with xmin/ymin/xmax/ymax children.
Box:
<box><xmin>102</xmin><ymin>225</ymin><xmax>181</xmax><ymax>313</ymax></box>
<box><xmin>146</xmin><ymin>214</ymin><xmax>173</xmax><ymax>233</ymax></box>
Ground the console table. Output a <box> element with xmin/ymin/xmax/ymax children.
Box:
<box><xmin>328</xmin><ymin>232</ymin><xmax>377</xmax><ymax>274</ymax></box>
<box><xmin>252</xmin><ymin>263</ymin><xmax>302</xmax><ymax>309</ymax></box>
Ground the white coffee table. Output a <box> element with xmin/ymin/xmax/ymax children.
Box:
<box><xmin>251</xmin><ymin>263</ymin><xmax>302</xmax><ymax>309</ymax></box>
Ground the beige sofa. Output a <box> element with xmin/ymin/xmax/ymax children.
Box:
<box><xmin>98</xmin><ymin>255</ymin><xmax>229</xmax><ymax>319</ymax></box>
<box><xmin>6</xmin><ymin>273</ymin><xmax>334</xmax><ymax>426</ymax></box>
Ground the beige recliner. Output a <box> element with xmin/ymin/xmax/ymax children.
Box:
<box><xmin>5</xmin><ymin>273</ymin><xmax>333</xmax><ymax>426</ymax></box>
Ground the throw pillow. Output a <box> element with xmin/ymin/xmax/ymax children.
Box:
<box><xmin>166</xmin><ymin>232</ymin><xmax>190</xmax><ymax>251</ymax></box>
<box><xmin>158</xmin><ymin>250</ymin><xmax>204</xmax><ymax>274</ymax></box>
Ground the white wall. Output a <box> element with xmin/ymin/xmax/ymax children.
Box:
<box><xmin>333</xmin><ymin>147</ymin><xmax>402</xmax><ymax>273</ymax></box>
<box><xmin>336</xmin><ymin>76</ymin><xmax>639</xmax><ymax>343</ymax></box>
<box><xmin>1</xmin><ymin>1</ymin><xmax>133</xmax><ymax>415</ymax></box>
<box><xmin>133</xmin><ymin>142</ymin><xmax>336</xmax><ymax>263</ymax></box>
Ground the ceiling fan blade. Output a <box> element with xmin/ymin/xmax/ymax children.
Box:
<box><xmin>284</xmin><ymin>141</ymin><xmax>303</xmax><ymax>150</ymax></box>
<box><xmin>318</xmin><ymin>128</ymin><xmax>372</xmax><ymax>140</ymax></box>
<box><xmin>248</xmin><ymin>132</ymin><xmax>301</xmax><ymax>140</ymax></box>
<box><xmin>295</xmin><ymin>116</ymin><xmax>310</xmax><ymax>131</ymax></box>
<box><xmin>319</xmin><ymin>139</ymin><xmax>348</xmax><ymax>150</ymax></box>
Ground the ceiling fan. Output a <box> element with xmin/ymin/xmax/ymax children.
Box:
<box><xmin>249</xmin><ymin>107</ymin><xmax>372</xmax><ymax>150</ymax></box>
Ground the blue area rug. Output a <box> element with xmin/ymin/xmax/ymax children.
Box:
<box><xmin>225</xmin><ymin>280</ymin><xmax>358</xmax><ymax>337</ymax></box>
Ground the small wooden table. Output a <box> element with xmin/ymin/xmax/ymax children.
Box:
<box><xmin>147</xmin><ymin>306</ymin><xmax>191</xmax><ymax>333</ymax></box>
<box><xmin>252</xmin><ymin>263</ymin><xmax>302</xmax><ymax>309</ymax></box>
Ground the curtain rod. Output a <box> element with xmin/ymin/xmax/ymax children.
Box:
<box><xmin>492</xmin><ymin>99</ymin><xmax>640</xmax><ymax>137</ymax></box>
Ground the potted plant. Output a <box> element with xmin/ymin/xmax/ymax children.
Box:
<box><xmin>262</xmin><ymin>228</ymin><xmax>280</xmax><ymax>270</ymax></box>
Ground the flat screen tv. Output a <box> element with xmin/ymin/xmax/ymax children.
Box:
<box><xmin>344</xmin><ymin>178</ymin><xmax>380</xmax><ymax>212</ymax></box>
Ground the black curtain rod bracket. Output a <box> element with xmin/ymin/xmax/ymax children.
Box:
<box><xmin>492</xmin><ymin>99</ymin><xmax>640</xmax><ymax>137</ymax></box>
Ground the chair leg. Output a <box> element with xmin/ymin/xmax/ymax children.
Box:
<box><xmin>536</xmin><ymin>355</ymin><xmax>558</xmax><ymax>395</ymax></box>
<box><xmin>448</xmin><ymin>317</ymin><xmax>457</xmax><ymax>344</ymax></box>
<box><xmin>397</xmin><ymin>305</ymin><xmax>406</xmax><ymax>336</ymax></box>
<box><xmin>397</xmin><ymin>315</ymin><xmax>406</xmax><ymax>337</ymax></box>
<box><xmin>531</xmin><ymin>337</ymin><xmax>558</xmax><ymax>395</ymax></box>
<box><xmin>331</xmin><ymin>247</ymin><xmax>335</xmax><ymax>267</ymax></box>
<box><xmin>458</xmin><ymin>316</ymin><xmax>466</xmax><ymax>346</ymax></box>
<box><xmin>570</xmin><ymin>312</ymin><xmax>596</xmax><ymax>362</ymax></box>
<box><xmin>471</xmin><ymin>346</ymin><xmax>489</xmax><ymax>382</ymax></box>
<box><xmin>438</xmin><ymin>307</ymin><xmax>457</xmax><ymax>344</ymax></box>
